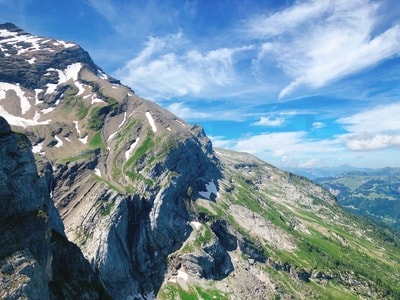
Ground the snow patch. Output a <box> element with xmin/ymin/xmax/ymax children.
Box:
<box><xmin>41</xmin><ymin>106</ymin><xmax>55</xmax><ymax>114</ymax></box>
<box><xmin>0</xmin><ymin>82</ymin><xmax>31</xmax><ymax>115</ymax></box>
<box><xmin>34</xmin><ymin>89</ymin><xmax>43</xmax><ymax>105</ymax></box>
<box><xmin>0</xmin><ymin>29</ymin><xmax>16</xmax><ymax>38</ymax></box>
<box><xmin>91</xmin><ymin>94</ymin><xmax>104</xmax><ymax>104</ymax></box>
<box><xmin>45</xmin><ymin>83</ymin><xmax>58</xmax><ymax>95</ymax></box>
<box><xmin>54</xmin><ymin>135</ymin><xmax>63</xmax><ymax>148</ymax></box>
<box><xmin>108</xmin><ymin>131</ymin><xmax>118</xmax><ymax>142</ymax></box>
<box><xmin>26</xmin><ymin>57</ymin><xmax>36</xmax><ymax>64</ymax></box>
<box><xmin>177</xmin><ymin>270</ymin><xmax>188</xmax><ymax>281</ymax></box>
<box><xmin>64</xmin><ymin>63</ymin><xmax>81</xmax><ymax>81</ymax></box>
<box><xmin>94</xmin><ymin>168</ymin><xmax>102</xmax><ymax>177</ymax></box>
<box><xmin>125</xmin><ymin>138</ymin><xmax>140</xmax><ymax>160</ymax></box>
<box><xmin>74</xmin><ymin>81</ymin><xmax>86</xmax><ymax>96</ymax></box>
<box><xmin>118</xmin><ymin>112</ymin><xmax>127</xmax><ymax>128</ymax></box>
<box><xmin>0</xmin><ymin>106</ymin><xmax>50</xmax><ymax>128</ymax></box>
<box><xmin>57</xmin><ymin>40</ymin><xmax>75</xmax><ymax>48</ymax></box>
<box><xmin>73</xmin><ymin>121</ymin><xmax>81</xmax><ymax>137</ymax></box>
<box><xmin>45</xmin><ymin>63</ymin><xmax>82</xmax><ymax>95</ymax></box>
<box><xmin>97</xmin><ymin>70</ymin><xmax>108</xmax><ymax>80</ymax></box>
<box><xmin>1</xmin><ymin>33</ymin><xmax>44</xmax><ymax>55</ymax></box>
<box><xmin>79</xmin><ymin>136</ymin><xmax>88</xmax><ymax>144</ymax></box>
<box><xmin>190</xmin><ymin>221</ymin><xmax>202</xmax><ymax>230</ymax></box>
<box><xmin>199</xmin><ymin>180</ymin><xmax>218</xmax><ymax>200</ymax></box>
<box><xmin>145</xmin><ymin>111</ymin><xmax>157</xmax><ymax>133</ymax></box>
<box><xmin>32</xmin><ymin>142</ymin><xmax>44</xmax><ymax>155</ymax></box>
<box><xmin>74</xmin><ymin>121</ymin><xmax>87</xmax><ymax>144</ymax></box>
<box><xmin>175</xmin><ymin>119</ymin><xmax>186</xmax><ymax>127</ymax></box>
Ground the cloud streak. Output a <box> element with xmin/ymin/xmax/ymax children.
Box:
<box><xmin>253</xmin><ymin>116</ymin><xmax>285</xmax><ymax>126</ymax></box>
<box><xmin>246</xmin><ymin>0</ymin><xmax>400</xmax><ymax>98</ymax></box>
<box><xmin>338</xmin><ymin>103</ymin><xmax>400</xmax><ymax>150</ymax></box>
<box><xmin>113</xmin><ymin>33</ymin><xmax>251</xmax><ymax>100</ymax></box>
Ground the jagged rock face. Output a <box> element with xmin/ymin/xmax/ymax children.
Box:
<box><xmin>0</xmin><ymin>116</ymin><xmax>109</xmax><ymax>299</ymax></box>
<box><xmin>0</xmin><ymin>22</ymin><xmax>101</xmax><ymax>90</ymax></box>
<box><xmin>2</xmin><ymin>24</ymin><xmax>400</xmax><ymax>300</ymax></box>
<box><xmin>1</xmin><ymin>23</ymin><xmax>224</xmax><ymax>298</ymax></box>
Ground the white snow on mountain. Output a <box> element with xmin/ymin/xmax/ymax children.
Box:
<box><xmin>125</xmin><ymin>138</ymin><xmax>140</xmax><ymax>160</ymax></box>
<box><xmin>175</xmin><ymin>119</ymin><xmax>186</xmax><ymax>127</ymax></box>
<box><xmin>145</xmin><ymin>111</ymin><xmax>157</xmax><ymax>133</ymax></box>
<box><xmin>119</xmin><ymin>112</ymin><xmax>127</xmax><ymax>128</ymax></box>
<box><xmin>75</xmin><ymin>81</ymin><xmax>86</xmax><ymax>96</ymax></box>
<box><xmin>27</xmin><ymin>57</ymin><xmax>36</xmax><ymax>64</ymax></box>
<box><xmin>54</xmin><ymin>135</ymin><xmax>63</xmax><ymax>147</ymax></box>
<box><xmin>73</xmin><ymin>120</ymin><xmax>88</xmax><ymax>144</ymax></box>
<box><xmin>34</xmin><ymin>89</ymin><xmax>43</xmax><ymax>105</ymax></box>
<box><xmin>73</xmin><ymin>121</ymin><xmax>81</xmax><ymax>137</ymax></box>
<box><xmin>97</xmin><ymin>70</ymin><xmax>108</xmax><ymax>80</ymax></box>
<box><xmin>0</xmin><ymin>27</ymin><xmax>76</xmax><ymax>57</ymax></box>
<box><xmin>94</xmin><ymin>168</ymin><xmax>102</xmax><ymax>177</ymax></box>
<box><xmin>0</xmin><ymin>106</ymin><xmax>50</xmax><ymax>128</ymax></box>
<box><xmin>45</xmin><ymin>63</ymin><xmax>82</xmax><ymax>95</ymax></box>
<box><xmin>91</xmin><ymin>94</ymin><xmax>104</xmax><ymax>104</ymax></box>
<box><xmin>32</xmin><ymin>142</ymin><xmax>44</xmax><ymax>155</ymax></box>
<box><xmin>79</xmin><ymin>136</ymin><xmax>88</xmax><ymax>144</ymax></box>
<box><xmin>0</xmin><ymin>82</ymin><xmax>31</xmax><ymax>115</ymax></box>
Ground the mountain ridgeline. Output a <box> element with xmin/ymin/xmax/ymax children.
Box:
<box><xmin>1</xmin><ymin>23</ymin><xmax>400</xmax><ymax>299</ymax></box>
<box><xmin>315</xmin><ymin>168</ymin><xmax>400</xmax><ymax>230</ymax></box>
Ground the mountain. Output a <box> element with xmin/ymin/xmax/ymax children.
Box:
<box><xmin>315</xmin><ymin>168</ymin><xmax>400</xmax><ymax>230</ymax></box>
<box><xmin>0</xmin><ymin>116</ymin><xmax>110</xmax><ymax>299</ymax></box>
<box><xmin>284</xmin><ymin>165</ymin><xmax>374</xmax><ymax>180</ymax></box>
<box><xmin>2</xmin><ymin>23</ymin><xmax>400</xmax><ymax>299</ymax></box>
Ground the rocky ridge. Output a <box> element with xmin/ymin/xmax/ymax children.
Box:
<box><xmin>1</xmin><ymin>23</ymin><xmax>400</xmax><ymax>299</ymax></box>
<box><xmin>0</xmin><ymin>116</ymin><xmax>109</xmax><ymax>299</ymax></box>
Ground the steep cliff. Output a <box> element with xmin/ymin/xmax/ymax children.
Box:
<box><xmin>0</xmin><ymin>116</ymin><xmax>109</xmax><ymax>299</ymax></box>
<box><xmin>1</xmin><ymin>23</ymin><xmax>400</xmax><ymax>299</ymax></box>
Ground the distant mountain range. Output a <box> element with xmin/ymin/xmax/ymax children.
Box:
<box><xmin>314</xmin><ymin>167</ymin><xmax>400</xmax><ymax>230</ymax></box>
<box><xmin>284</xmin><ymin>164</ymin><xmax>374</xmax><ymax>180</ymax></box>
<box><xmin>2</xmin><ymin>23</ymin><xmax>400</xmax><ymax>299</ymax></box>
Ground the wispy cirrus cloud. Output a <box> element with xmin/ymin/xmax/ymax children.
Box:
<box><xmin>312</xmin><ymin>121</ymin><xmax>325</xmax><ymax>130</ymax></box>
<box><xmin>113</xmin><ymin>32</ymin><xmax>252</xmax><ymax>100</ymax></box>
<box><xmin>338</xmin><ymin>102</ymin><xmax>400</xmax><ymax>150</ymax></box>
<box><xmin>246</xmin><ymin>0</ymin><xmax>400</xmax><ymax>98</ymax></box>
<box><xmin>84</xmin><ymin>0</ymin><xmax>183</xmax><ymax>36</ymax></box>
<box><xmin>209</xmin><ymin>131</ymin><xmax>346</xmax><ymax>167</ymax></box>
<box><xmin>167</xmin><ymin>102</ymin><xmax>211</xmax><ymax>120</ymax></box>
<box><xmin>252</xmin><ymin>116</ymin><xmax>285</xmax><ymax>126</ymax></box>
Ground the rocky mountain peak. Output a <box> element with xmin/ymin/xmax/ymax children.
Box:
<box><xmin>0</xmin><ymin>22</ymin><xmax>114</xmax><ymax>91</ymax></box>
<box><xmin>2</xmin><ymin>24</ymin><xmax>400</xmax><ymax>300</ymax></box>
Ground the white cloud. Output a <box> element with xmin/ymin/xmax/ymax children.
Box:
<box><xmin>113</xmin><ymin>33</ymin><xmax>251</xmax><ymax>100</ymax></box>
<box><xmin>298</xmin><ymin>158</ymin><xmax>321</xmax><ymax>168</ymax></box>
<box><xmin>253</xmin><ymin>116</ymin><xmax>285</xmax><ymax>126</ymax></box>
<box><xmin>312</xmin><ymin>121</ymin><xmax>325</xmax><ymax>130</ymax></box>
<box><xmin>338</xmin><ymin>102</ymin><xmax>400</xmax><ymax>151</ymax></box>
<box><xmin>246</xmin><ymin>0</ymin><xmax>400</xmax><ymax>98</ymax></box>
<box><xmin>338</xmin><ymin>102</ymin><xmax>400</xmax><ymax>133</ymax></box>
<box><xmin>209</xmin><ymin>135</ymin><xmax>236</xmax><ymax>149</ymax></box>
<box><xmin>343</xmin><ymin>133</ymin><xmax>400</xmax><ymax>150</ymax></box>
<box><xmin>167</xmin><ymin>102</ymin><xmax>211</xmax><ymax>120</ymax></box>
<box><xmin>232</xmin><ymin>131</ymin><xmax>344</xmax><ymax>167</ymax></box>
<box><xmin>245</xmin><ymin>0</ymin><xmax>332</xmax><ymax>38</ymax></box>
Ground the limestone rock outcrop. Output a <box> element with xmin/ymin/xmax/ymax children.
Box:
<box><xmin>0</xmin><ymin>117</ymin><xmax>109</xmax><ymax>299</ymax></box>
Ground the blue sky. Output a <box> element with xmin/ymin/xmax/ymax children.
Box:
<box><xmin>1</xmin><ymin>0</ymin><xmax>400</xmax><ymax>169</ymax></box>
